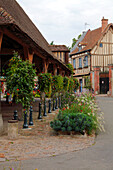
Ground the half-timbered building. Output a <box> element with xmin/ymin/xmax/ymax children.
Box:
<box><xmin>49</xmin><ymin>45</ymin><xmax>69</xmax><ymax>76</ymax></box>
<box><xmin>70</xmin><ymin>17</ymin><xmax>113</xmax><ymax>95</ymax></box>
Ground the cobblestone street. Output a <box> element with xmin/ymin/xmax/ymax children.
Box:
<box><xmin>0</xmin><ymin>109</ymin><xmax>95</xmax><ymax>162</ymax></box>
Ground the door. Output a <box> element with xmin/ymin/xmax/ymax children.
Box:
<box><xmin>100</xmin><ymin>77</ymin><xmax>109</xmax><ymax>94</ymax></box>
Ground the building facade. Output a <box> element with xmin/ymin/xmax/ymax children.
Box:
<box><xmin>49</xmin><ymin>45</ymin><xmax>69</xmax><ymax>76</ymax></box>
<box><xmin>70</xmin><ymin>17</ymin><xmax>113</xmax><ymax>95</ymax></box>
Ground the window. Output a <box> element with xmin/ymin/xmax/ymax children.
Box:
<box><xmin>79</xmin><ymin>58</ymin><xmax>82</xmax><ymax>68</ymax></box>
<box><xmin>99</xmin><ymin>43</ymin><xmax>103</xmax><ymax>47</ymax></box>
<box><xmin>84</xmin><ymin>56</ymin><xmax>88</xmax><ymax>67</ymax></box>
<box><xmin>73</xmin><ymin>58</ymin><xmax>76</xmax><ymax>69</ymax></box>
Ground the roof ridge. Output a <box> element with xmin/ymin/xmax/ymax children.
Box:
<box><xmin>0</xmin><ymin>7</ymin><xmax>15</xmax><ymax>23</ymax></box>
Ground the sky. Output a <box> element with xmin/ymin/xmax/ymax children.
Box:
<box><xmin>16</xmin><ymin>0</ymin><xmax>113</xmax><ymax>47</ymax></box>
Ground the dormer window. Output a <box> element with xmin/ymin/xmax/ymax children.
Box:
<box><xmin>79</xmin><ymin>46</ymin><xmax>82</xmax><ymax>51</ymax></box>
<box><xmin>99</xmin><ymin>43</ymin><xmax>103</xmax><ymax>47</ymax></box>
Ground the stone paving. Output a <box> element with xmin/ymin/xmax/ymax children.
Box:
<box><xmin>0</xmin><ymin>110</ymin><xmax>95</xmax><ymax>162</ymax></box>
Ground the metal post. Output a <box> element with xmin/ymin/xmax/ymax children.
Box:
<box><xmin>38</xmin><ymin>102</ymin><xmax>42</xmax><ymax>119</ymax></box>
<box><xmin>48</xmin><ymin>99</ymin><xmax>51</xmax><ymax>113</ymax></box>
<box><xmin>13</xmin><ymin>110</ymin><xmax>18</xmax><ymax>120</ymax></box>
<box><xmin>23</xmin><ymin>110</ymin><xmax>28</xmax><ymax>129</ymax></box>
<box><xmin>29</xmin><ymin>106</ymin><xmax>33</xmax><ymax>125</ymax></box>
<box><xmin>43</xmin><ymin>99</ymin><xmax>47</xmax><ymax>116</ymax></box>
<box><xmin>53</xmin><ymin>98</ymin><xmax>55</xmax><ymax>111</ymax></box>
<box><xmin>55</xmin><ymin>97</ymin><xmax>58</xmax><ymax>109</ymax></box>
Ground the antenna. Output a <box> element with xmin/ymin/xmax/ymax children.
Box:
<box><xmin>85</xmin><ymin>23</ymin><xmax>90</xmax><ymax>30</ymax></box>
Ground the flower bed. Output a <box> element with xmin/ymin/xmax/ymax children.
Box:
<box><xmin>50</xmin><ymin>93</ymin><xmax>105</xmax><ymax>135</ymax></box>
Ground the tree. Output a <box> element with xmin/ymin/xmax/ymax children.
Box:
<box><xmin>6</xmin><ymin>52</ymin><xmax>36</xmax><ymax>110</ymax></box>
<box><xmin>78</xmin><ymin>34</ymin><xmax>81</xmax><ymax>40</ymax></box>
<box><xmin>66</xmin><ymin>63</ymin><xmax>74</xmax><ymax>75</ymax></box>
<box><xmin>70</xmin><ymin>34</ymin><xmax>82</xmax><ymax>49</ymax></box>
<box><xmin>50</xmin><ymin>41</ymin><xmax>54</xmax><ymax>45</ymax></box>
<box><xmin>71</xmin><ymin>38</ymin><xmax>77</xmax><ymax>48</ymax></box>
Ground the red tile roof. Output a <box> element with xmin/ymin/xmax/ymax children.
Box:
<box><xmin>70</xmin><ymin>24</ymin><xmax>112</xmax><ymax>55</ymax></box>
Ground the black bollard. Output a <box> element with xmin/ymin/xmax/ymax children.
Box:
<box><xmin>59</xmin><ymin>96</ymin><xmax>61</xmax><ymax>109</ymax></box>
<box><xmin>38</xmin><ymin>102</ymin><xmax>42</xmax><ymax>119</ymax></box>
<box><xmin>23</xmin><ymin>110</ymin><xmax>28</xmax><ymax>129</ymax></box>
<box><xmin>13</xmin><ymin>110</ymin><xmax>18</xmax><ymax>120</ymax></box>
<box><xmin>29</xmin><ymin>106</ymin><xmax>33</xmax><ymax>125</ymax></box>
<box><xmin>55</xmin><ymin>97</ymin><xmax>58</xmax><ymax>109</ymax></box>
<box><xmin>53</xmin><ymin>98</ymin><xmax>55</xmax><ymax>111</ymax></box>
<box><xmin>48</xmin><ymin>99</ymin><xmax>51</xmax><ymax>113</ymax></box>
<box><xmin>43</xmin><ymin>99</ymin><xmax>47</xmax><ymax>116</ymax></box>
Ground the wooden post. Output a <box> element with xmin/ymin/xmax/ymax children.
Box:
<box><xmin>43</xmin><ymin>59</ymin><xmax>49</xmax><ymax>73</ymax></box>
<box><xmin>28</xmin><ymin>49</ymin><xmax>34</xmax><ymax>63</ymax></box>
<box><xmin>23</xmin><ymin>46</ymin><xmax>28</xmax><ymax>60</ymax></box>
<box><xmin>0</xmin><ymin>32</ymin><xmax>3</xmax><ymax>51</ymax></box>
<box><xmin>94</xmin><ymin>66</ymin><xmax>100</xmax><ymax>94</ymax></box>
<box><xmin>0</xmin><ymin>32</ymin><xmax>3</xmax><ymax>134</ymax></box>
<box><xmin>23</xmin><ymin>46</ymin><xmax>34</xmax><ymax>63</ymax></box>
<box><xmin>53</xmin><ymin>64</ymin><xmax>57</xmax><ymax>75</ymax></box>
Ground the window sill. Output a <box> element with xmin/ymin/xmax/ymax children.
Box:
<box><xmin>84</xmin><ymin>66</ymin><xmax>88</xmax><ymax>68</ymax></box>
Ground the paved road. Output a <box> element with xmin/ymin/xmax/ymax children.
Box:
<box><xmin>0</xmin><ymin>96</ymin><xmax>113</xmax><ymax>170</ymax></box>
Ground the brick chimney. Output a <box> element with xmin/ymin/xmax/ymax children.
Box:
<box><xmin>101</xmin><ymin>17</ymin><xmax>108</xmax><ymax>32</ymax></box>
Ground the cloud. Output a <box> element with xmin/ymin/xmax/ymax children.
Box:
<box><xmin>17</xmin><ymin>0</ymin><xmax>113</xmax><ymax>46</ymax></box>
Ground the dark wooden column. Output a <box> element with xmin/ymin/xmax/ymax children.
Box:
<box><xmin>53</xmin><ymin>64</ymin><xmax>57</xmax><ymax>75</ymax></box>
<box><xmin>28</xmin><ymin>49</ymin><xmax>34</xmax><ymax>63</ymax></box>
<box><xmin>0</xmin><ymin>32</ymin><xmax>3</xmax><ymax>51</ymax></box>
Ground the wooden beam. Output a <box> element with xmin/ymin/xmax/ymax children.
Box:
<box><xmin>0</xmin><ymin>48</ymin><xmax>22</xmax><ymax>55</ymax></box>
<box><xmin>0</xmin><ymin>28</ymin><xmax>25</xmax><ymax>47</ymax></box>
<box><xmin>0</xmin><ymin>28</ymin><xmax>47</xmax><ymax>60</ymax></box>
<box><xmin>0</xmin><ymin>32</ymin><xmax>3</xmax><ymax>51</ymax></box>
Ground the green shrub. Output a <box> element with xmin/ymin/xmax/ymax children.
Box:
<box><xmin>69</xmin><ymin>78</ymin><xmax>74</xmax><ymax>93</ymax></box>
<box><xmin>6</xmin><ymin>52</ymin><xmax>36</xmax><ymax>109</ymax></box>
<box><xmin>63</xmin><ymin>76</ymin><xmax>69</xmax><ymax>91</ymax></box>
<box><xmin>38</xmin><ymin>73</ymin><xmax>52</xmax><ymax>99</ymax></box>
<box><xmin>52</xmin><ymin>75</ymin><xmax>63</xmax><ymax>95</ymax></box>
<box><xmin>73</xmin><ymin>78</ymin><xmax>79</xmax><ymax>91</ymax></box>
<box><xmin>50</xmin><ymin>111</ymin><xmax>95</xmax><ymax>135</ymax></box>
<box><xmin>61</xmin><ymin>91</ymin><xmax>75</xmax><ymax>108</ymax></box>
<box><xmin>35</xmin><ymin>94</ymin><xmax>40</xmax><ymax>98</ymax></box>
